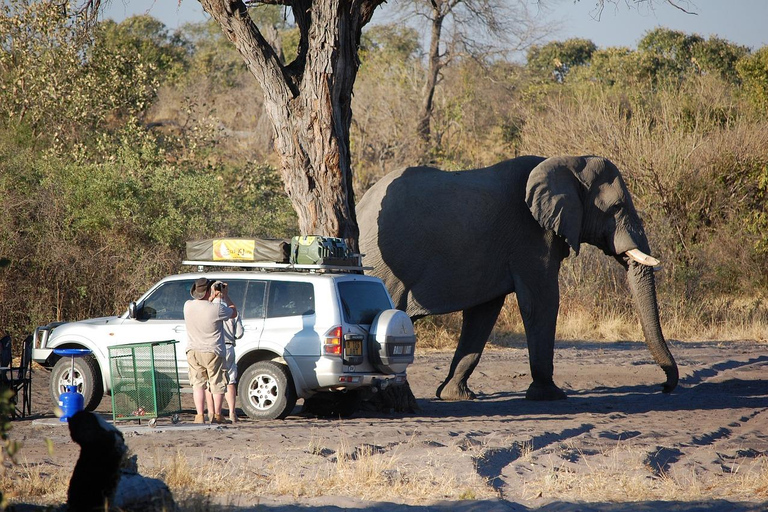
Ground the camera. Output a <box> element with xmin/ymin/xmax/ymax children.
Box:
<box><xmin>211</xmin><ymin>281</ymin><xmax>226</xmax><ymax>292</ymax></box>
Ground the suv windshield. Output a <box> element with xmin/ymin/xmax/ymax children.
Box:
<box><xmin>139</xmin><ymin>280</ymin><xmax>194</xmax><ymax>320</ymax></box>
<box><xmin>338</xmin><ymin>281</ymin><xmax>392</xmax><ymax>325</ymax></box>
<box><xmin>138</xmin><ymin>278</ymin><xmax>268</xmax><ymax>320</ymax></box>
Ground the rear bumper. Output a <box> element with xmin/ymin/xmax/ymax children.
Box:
<box><xmin>314</xmin><ymin>372</ymin><xmax>408</xmax><ymax>393</ymax></box>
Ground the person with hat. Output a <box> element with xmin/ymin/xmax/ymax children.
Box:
<box><xmin>204</xmin><ymin>303</ymin><xmax>243</xmax><ymax>423</ymax></box>
<box><xmin>184</xmin><ymin>277</ymin><xmax>237</xmax><ymax>424</ymax></box>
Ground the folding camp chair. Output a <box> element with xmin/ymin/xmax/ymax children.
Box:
<box><xmin>0</xmin><ymin>334</ymin><xmax>33</xmax><ymax>418</ymax></box>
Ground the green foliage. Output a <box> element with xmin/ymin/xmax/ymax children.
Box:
<box><xmin>92</xmin><ymin>15</ymin><xmax>188</xmax><ymax>85</ymax></box>
<box><xmin>737</xmin><ymin>47</ymin><xmax>768</xmax><ymax>114</ymax></box>
<box><xmin>358</xmin><ymin>23</ymin><xmax>421</xmax><ymax>86</ymax></box>
<box><xmin>690</xmin><ymin>36</ymin><xmax>750</xmax><ymax>83</ymax></box>
<box><xmin>638</xmin><ymin>27</ymin><xmax>702</xmax><ymax>72</ymax></box>
<box><xmin>0</xmin><ymin>3</ymin><xmax>299</xmax><ymax>341</ymax></box>
<box><xmin>636</xmin><ymin>29</ymin><xmax>749</xmax><ymax>86</ymax></box>
<box><xmin>531</xmin><ymin>29</ymin><xmax>751</xmax><ymax>93</ymax></box>
<box><xmin>744</xmin><ymin>161</ymin><xmax>768</xmax><ymax>256</ymax></box>
<box><xmin>572</xmin><ymin>46</ymin><xmax>647</xmax><ymax>88</ymax></box>
<box><xmin>0</xmin><ymin>121</ymin><xmax>296</xmax><ymax>337</ymax></box>
<box><xmin>361</xmin><ymin>24</ymin><xmax>421</xmax><ymax>61</ymax></box>
<box><xmin>526</xmin><ymin>38</ymin><xmax>596</xmax><ymax>82</ymax></box>
<box><xmin>179</xmin><ymin>19</ymin><xmax>246</xmax><ymax>87</ymax></box>
<box><xmin>0</xmin><ymin>1</ymin><xmax>184</xmax><ymax>147</ymax></box>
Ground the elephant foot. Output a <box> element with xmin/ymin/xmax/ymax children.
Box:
<box><xmin>525</xmin><ymin>381</ymin><xmax>567</xmax><ymax>401</ymax></box>
<box><xmin>436</xmin><ymin>379</ymin><xmax>477</xmax><ymax>401</ymax></box>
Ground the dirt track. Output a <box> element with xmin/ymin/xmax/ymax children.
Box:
<box><xmin>6</xmin><ymin>340</ymin><xmax>768</xmax><ymax>511</ymax></box>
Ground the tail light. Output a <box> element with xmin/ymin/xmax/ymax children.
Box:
<box><xmin>323</xmin><ymin>326</ymin><xmax>343</xmax><ymax>356</ymax></box>
<box><xmin>323</xmin><ymin>326</ymin><xmax>364</xmax><ymax>365</ymax></box>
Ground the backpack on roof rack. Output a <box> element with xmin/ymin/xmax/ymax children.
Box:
<box><xmin>290</xmin><ymin>235</ymin><xmax>358</xmax><ymax>266</ymax></box>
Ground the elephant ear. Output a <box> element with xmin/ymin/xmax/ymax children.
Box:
<box><xmin>525</xmin><ymin>156</ymin><xmax>585</xmax><ymax>255</ymax></box>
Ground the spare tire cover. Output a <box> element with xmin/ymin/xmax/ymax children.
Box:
<box><xmin>368</xmin><ymin>309</ymin><xmax>416</xmax><ymax>374</ymax></box>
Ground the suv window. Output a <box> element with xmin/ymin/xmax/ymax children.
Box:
<box><xmin>140</xmin><ymin>280</ymin><xmax>194</xmax><ymax>320</ymax></box>
<box><xmin>267</xmin><ymin>281</ymin><xmax>315</xmax><ymax>318</ymax></box>
<box><xmin>139</xmin><ymin>279</ymin><xmax>268</xmax><ymax>321</ymax></box>
<box><xmin>239</xmin><ymin>280</ymin><xmax>266</xmax><ymax>319</ymax></box>
<box><xmin>338</xmin><ymin>281</ymin><xmax>392</xmax><ymax>324</ymax></box>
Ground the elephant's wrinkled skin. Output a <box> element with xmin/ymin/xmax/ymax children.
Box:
<box><xmin>357</xmin><ymin>155</ymin><xmax>678</xmax><ymax>401</ymax></box>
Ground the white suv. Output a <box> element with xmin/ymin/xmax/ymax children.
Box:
<box><xmin>32</xmin><ymin>265</ymin><xmax>415</xmax><ymax>420</ymax></box>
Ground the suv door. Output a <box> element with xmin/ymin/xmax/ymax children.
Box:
<box><xmin>113</xmin><ymin>277</ymin><xmax>268</xmax><ymax>386</ymax></box>
<box><xmin>230</xmin><ymin>279</ymin><xmax>267</xmax><ymax>361</ymax></box>
<box><xmin>260</xmin><ymin>281</ymin><xmax>319</xmax><ymax>377</ymax></box>
<box><xmin>110</xmin><ymin>279</ymin><xmax>196</xmax><ymax>384</ymax></box>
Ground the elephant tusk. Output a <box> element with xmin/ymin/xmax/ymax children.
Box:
<box><xmin>626</xmin><ymin>249</ymin><xmax>661</xmax><ymax>269</ymax></box>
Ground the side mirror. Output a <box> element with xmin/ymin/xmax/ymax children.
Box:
<box><xmin>128</xmin><ymin>301</ymin><xmax>138</xmax><ymax>319</ymax></box>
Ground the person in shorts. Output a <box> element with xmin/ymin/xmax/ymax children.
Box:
<box><xmin>184</xmin><ymin>277</ymin><xmax>237</xmax><ymax>424</ymax></box>
<box><xmin>205</xmin><ymin>304</ymin><xmax>243</xmax><ymax>422</ymax></box>
<box><xmin>223</xmin><ymin>311</ymin><xmax>243</xmax><ymax>422</ymax></box>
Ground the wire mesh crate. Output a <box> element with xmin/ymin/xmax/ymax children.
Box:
<box><xmin>108</xmin><ymin>340</ymin><xmax>182</xmax><ymax>426</ymax></box>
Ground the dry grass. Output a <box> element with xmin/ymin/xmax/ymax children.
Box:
<box><xmin>144</xmin><ymin>435</ymin><xmax>496</xmax><ymax>504</ymax></box>
<box><xmin>0</xmin><ymin>457</ymin><xmax>70</xmax><ymax>505</ymax></box>
<box><xmin>6</xmin><ymin>441</ymin><xmax>768</xmax><ymax>509</ymax></box>
<box><xmin>415</xmin><ymin>291</ymin><xmax>768</xmax><ymax>351</ymax></box>
<box><xmin>518</xmin><ymin>442</ymin><xmax>768</xmax><ymax>504</ymax></box>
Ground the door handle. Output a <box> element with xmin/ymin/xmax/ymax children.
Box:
<box><xmin>173</xmin><ymin>326</ymin><xmax>186</xmax><ymax>333</ymax></box>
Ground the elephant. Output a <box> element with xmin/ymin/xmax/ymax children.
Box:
<box><xmin>356</xmin><ymin>155</ymin><xmax>678</xmax><ymax>401</ymax></box>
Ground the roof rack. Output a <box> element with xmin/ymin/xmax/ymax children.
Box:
<box><xmin>182</xmin><ymin>260</ymin><xmax>372</xmax><ymax>274</ymax></box>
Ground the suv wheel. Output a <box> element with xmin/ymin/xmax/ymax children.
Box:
<box><xmin>238</xmin><ymin>361</ymin><xmax>296</xmax><ymax>420</ymax></box>
<box><xmin>50</xmin><ymin>355</ymin><xmax>104</xmax><ymax>411</ymax></box>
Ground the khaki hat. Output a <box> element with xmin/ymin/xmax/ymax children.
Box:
<box><xmin>190</xmin><ymin>277</ymin><xmax>211</xmax><ymax>299</ymax></box>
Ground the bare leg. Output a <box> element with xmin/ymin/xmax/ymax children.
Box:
<box><xmin>193</xmin><ymin>386</ymin><xmax>206</xmax><ymax>416</ymax></box>
<box><xmin>213</xmin><ymin>393</ymin><xmax>224</xmax><ymax>416</ymax></box>
<box><xmin>225</xmin><ymin>384</ymin><xmax>237</xmax><ymax>421</ymax></box>
<box><xmin>204</xmin><ymin>389</ymin><xmax>214</xmax><ymax>418</ymax></box>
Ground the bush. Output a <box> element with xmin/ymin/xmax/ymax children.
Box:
<box><xmin>737</xmin><ymin>47</ymin><xmax>768</xmax><ymax>114</ymax></box>
<box><xmin>0</xmin><ymin>125</ymin><xmax>296</xmax><ymax>340</ymax></box>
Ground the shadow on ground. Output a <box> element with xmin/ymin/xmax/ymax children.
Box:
<box><xmin>173</xmin><ymin>498</ymin><xmax>767</xmax><ymax>512</ymax></box>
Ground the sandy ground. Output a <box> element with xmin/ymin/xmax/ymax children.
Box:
<box><xmin>5</xmin><ymin>339</ymin><xmax>768</xmax><ymax>511</ymax></box>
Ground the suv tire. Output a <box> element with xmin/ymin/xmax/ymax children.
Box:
<box><xmin>50</xmin><ymin>355</ymin><xmax>104</xmax><ymax>411</ymax></box>
<box><xmin>239</xmin><ymin>361</ymin><xmax>297</xmax><ymax>420</ymax></box>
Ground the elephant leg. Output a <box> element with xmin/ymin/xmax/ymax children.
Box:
<box><xmin>436</xmin><ymin>296</ymin><xmax>506</xmax><ymax>401</ymax></box>
<box><xmin>514</xmin><ymin>275</ymin><xmax>566</xmax><ymax>401</ymax></box>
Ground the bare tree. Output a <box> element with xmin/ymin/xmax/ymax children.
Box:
<box><xmin>392</xmin><ymin>0</ymin><xmax>552</xmax><ymax>151</ymax></box>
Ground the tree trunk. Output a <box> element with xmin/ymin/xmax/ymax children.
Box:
<box><xmin>417</xmin><ymin>6</ymin><xmax>444</xmax><ymax>148</ymax></box>
<box><xmin>198</xmin><ymin>0</ymin><xmax>382</xmax><ymax>248</ymax></box>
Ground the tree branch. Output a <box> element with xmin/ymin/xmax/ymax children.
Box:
<box><xmin>576</xmin><ymin>0</ymin><xmax>698</xmax><ymax>20</ymax></box>
<box><xmin>199</xmin><ymin>0</ymin><xmax>296</xmax><ymax>99</ymax></box>
<box><xmin>665</xmin><ymin>1</ymin><xmax>697</xmax><ymax>15</ymax></box>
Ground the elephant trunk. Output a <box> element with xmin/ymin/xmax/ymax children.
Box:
<box><xmin>625</xmin><ymin>256</ymin><xmax>678</xmax><ymax>393</ymax></box>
